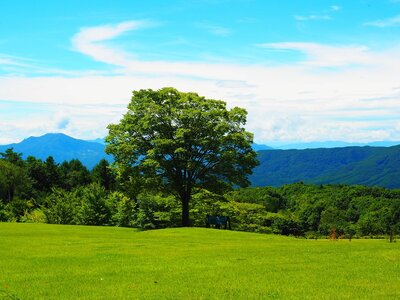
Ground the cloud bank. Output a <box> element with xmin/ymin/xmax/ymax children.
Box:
<box><xmin>1</xmin><ymin>20</ymin><xmax>400</xmax><ymax>144</ymax></box>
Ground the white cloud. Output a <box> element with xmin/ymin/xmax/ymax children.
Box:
<box><xmin>364</xmin><ymin>14</ymin><xmax>400</xmax><ymax>28</ymax></box>
<box><xmin>2</xmin><ymin>21</ymin><xmax>400</xmax><ymax>144</ymax></box>
<box><xmin>257</xmin><ymin>42</ymin><xmax>400</xmax><ymax>68</ymax></box>
<box><xmin>72</xmin><ymin>20</ymin><xmax>149</xmax><ymax>65</ymax></box>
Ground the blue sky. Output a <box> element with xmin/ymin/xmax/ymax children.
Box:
<box><xmin>1</xmin><ymin>0</ymin><xmax>400</xmax><ymax>144</ymax></box>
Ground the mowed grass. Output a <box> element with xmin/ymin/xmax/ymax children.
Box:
<box><xmin>0</xmin><ymin>223</ymin><xmax>399</xmax><ymax>300</ymax></box>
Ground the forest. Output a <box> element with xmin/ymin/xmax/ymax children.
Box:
<box><xmin>1</xmin><ymin>148</ymin><xmax>399</xmax><ymax>239</ymax></box>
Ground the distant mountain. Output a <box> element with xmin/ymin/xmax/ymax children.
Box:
<box><xmin>273</xmin><ymin>141</ymin><xmax>400</xmax><ymax>150</ymax></box>
<box><xmin>251</xmin><ymin>145</ymin><xmax>400</xmax><ymax>189</ymax></box>
<box><xmin>0</xmin><ymin>133</ymin><xmax>111</xmax><ymax>169</ymax></box>
<box><xmin>87</xmin><ymin>138</ymin><xmax>106</xmax><ymax>145</ymax></box>
<box><xmin>2</xmin><ymin>133</ymin><xmax>400</xmax><ymax>188</ymax></box>
<box><xmin>252</xmin><ymin>143</ymin><xmax>273</xmax><ymax>151</ymax></box>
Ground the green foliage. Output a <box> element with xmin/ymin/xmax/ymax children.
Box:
<box><xmin>43</xmin><ymin>189</ymin><xmax>78</xmax><ymax>224</ymax></box>
<box><xmin>106</xmin><ymin>87</ymin><xmax>258</xmax><ymax>226</ymax></box>
<box><xmin>0</xmin><ymin>148</ymin><xmax>24</xmax><ymax>167</ymax></box>
<box><xmin>225</xmin><ymin>186</ymin><xmax>285</xmax><ymax>212</ymax></box>
<box><xmin>0</xmin><ymin>160</ymin><xmax>32</xmax><ymax>203</ymax></box>
<box><xmin>0</xmin><ymin>140</ymin><xmax>399</xmax><ymax>239</ymax></box>
<box><xmin>59</xmin><ymin>159</ymin><xmax>91</xmax><ymax>190</ymax></box>
<box><xmin>135</xmin><ymin>193</ymin><xmax>180</xmax><ymax>229</ymax></box>
<box><xmin>44</xmin><ymin>156</ymin><xmax>61</xmax><ymax>189</ymax></box>
<box><xmin>190</xmin><ymin>189</ymin><xmax>227</xmax><ymax>227</ymax></box>
<box><xmin>21</xmin><ymin>208</ymin><xmax>46</xmax><ymax>223</ymax></box>
<box><xmin>75</xmin><ymin>183</ymin><xmax>110</xmax><ymax>226</ymax></box>
<box><xmin>0</xmin><ymin>200</ymin><xmax>12</xmax><ymax>221</ymax></box>
<box><xmin>108</xmin><ymin>192</ymin><xmax>137</xmax><ymax>227</ymax></box>
<box><xmin>25</xmin><ymin>156</ymin><xmax>47</xmax><ymax>193</ymax></box>
<box><xmin>224</xmin><ymin>183</ymin><xmax>400</xmax><ymax>237</ymax></box>
<box><xmin>92</xmin><ymin>159</ymin><xmax>116</xmax><ymax>190</ymax></box>
<box><xmin>7</xmin><ymin>198</ymin><xmax>33</xmax><ymax>221</ymax></box>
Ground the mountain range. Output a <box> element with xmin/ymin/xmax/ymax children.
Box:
<box><xmin>251</xmin><ymin>146</ymin><xmax>400</xmax><ymax>188</ymax></box>
<box><xmin>0</xmin><ymin>133</ymin><xmax>399</xmax><ymax>188</ymax></box>
<box><xmin>268</xmin><ymin>141</ymin><xmax>400</xmax><ymax>150</ymax></box>
<box><xmin>0</xmin><ymin>133</ymin><xmax>111</xmax><ymax>169</ymax></box>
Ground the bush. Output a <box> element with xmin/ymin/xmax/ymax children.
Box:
<box><xmin>135</xmin><ymin>193</ymin><xmax>180</xmax><ymax>229</ymax></box>
<box><xmin>107</xmin><ymin>191</ymin><xmax>137</xmax><ymax>227</ymax></box>
<box><xmin>190</xmin><ymin>190</ymin><xmax>227</xmax><ymax>227</ymax></box>
<box><xmin>21</xmin><ymin>209</ymin><xmax>46</xmax><ymax>223</ymax></box>
<box><xmin>75</xmin><ymin>183</ymin><xmax>110</xmax><ymax>226</ymax></box>
<box><xmin>7</xmin><ymin>198</ymin><xmax>31</xmax><ymax>222</ymax></box>
<box><xmin>43</xmin><ymin>189</ymin><xmax>78</xmax><ymax>224</ymax></box>
<box><xmin>266</xmin><ymin>213</ymin><xmax>303</xmax><ymax>236</ymax></box>
<box><xmin>0</xmin><ymin>201</ymin><xmax>12</xmax><ymax>221</ymax></box>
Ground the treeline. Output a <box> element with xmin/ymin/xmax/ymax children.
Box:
<box><xmin>225</xmin><ymin>184</ymin><xmax>399</xmax><ymax>239</ymax></box>
<box><xmin>1</xmin><ymin>148</ymin><xmax>399</xmax><ymax>238</ymax></box>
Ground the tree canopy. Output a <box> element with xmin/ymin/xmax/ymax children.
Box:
<box><xmin>106</xmin><ymin>87</ymin><xmax>258</xmax><ymax>226</ymax></box>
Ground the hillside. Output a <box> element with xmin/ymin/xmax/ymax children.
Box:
<box><xmin>0</xmin><ymin>133</ymin><xmax>111</xmax><ymax>169</ymax></box>
<box><xmin>251</xmin><ymin>145</ymin><xmax>400</xmax><ymax>188</ymax></box>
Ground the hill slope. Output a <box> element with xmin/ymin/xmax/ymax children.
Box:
<box><xmin>251</xmin><ymin>145</ymin><xmax>400</xmax><ymax>188</ymax></box>
<box><xmin>0</xmin><ymin>133</ymin><xmax>111</xmax><ymax>169</ymax></box>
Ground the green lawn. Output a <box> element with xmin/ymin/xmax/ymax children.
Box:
<box><xmin>0</xmin><ymin>223</ymin><xmax>399</xmax><ymax>299</ymax></box>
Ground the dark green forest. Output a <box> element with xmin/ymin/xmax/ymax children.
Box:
<box><xmin>252</xmin><ymin>145</ymin><xmax>400</xmax><ymax>188</ymax></box>
<box><xmin>1</xmin><ymin>148</ymin><xmax>399</xmax><ymax>239</ymax></box>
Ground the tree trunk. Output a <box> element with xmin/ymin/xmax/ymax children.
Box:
<box><xmin>7</xmin><ymin>188</ymin><xmax>13</xmax><ymax>203</ymax></box>
<box><xmin>181</xmin><ymin>192</ymin><xmax>190</xmax><ymax>227</ymax></box>
<box><xmin>389</xmin><ymin>227</ymin><xmax>394</xmax><ymax>243</ymax></box>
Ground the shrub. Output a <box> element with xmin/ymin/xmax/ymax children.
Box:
<box><xmin>43</xmin><ymin>189</ymin><xmax>78</xmax><ymax>224</ymax></box>
<box><xmin>21</xmin><ymin>209</ymin><xmax>46</xmax><ymax>223</ymax></box>
<box><xmin>190</xmin><ymin>190</ymin><xmax>227</xmax><ymax>227</ymax></box>
<box><xmin>8</xmin><ymin>198</ymin><xmax>31</xmax><ymax>222</ymax></box>
<box><xmin>0</xmin><ymin>201</ymin><xmax>12</xmax><ymax>221</ymax></box>
<box><xmin>107</xmin><ymin>191</ymin><xmax>137</xmax><ymax>227</ymax></box>
<box><xmin>75</xmin><ymin>183</ymin><xmax>110</xmax><ymax>226</ymax></box>
<box><xmin>135</xmin><ymin>193</ymin><xmax>180</xmax><ymax>229</ymax></box>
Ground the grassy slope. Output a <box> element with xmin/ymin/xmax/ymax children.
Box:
<box><xmin>0</xmin><ymin>223</ymin><xmax>399</xmax><ymax>299</ymax></box>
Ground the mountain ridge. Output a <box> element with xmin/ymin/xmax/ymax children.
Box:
<box><xmin>251</xmin><ymin>145</ymin><xmax>400</xmax><ymax>188</ymax></box>
<box><xmin>1</xmin><ymin>133</ymin><xmax>399</xmax><ymax>188</ymax></box>
<box><xmin>0</xmin><ymin>133</ymin><xmax>111</xmax><ymax>169</ymax></box>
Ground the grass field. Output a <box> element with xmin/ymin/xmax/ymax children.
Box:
<box><xmin>0</xmin><ymin>223</ymin><xmax>399</xmax><ymax>299</ymax></box>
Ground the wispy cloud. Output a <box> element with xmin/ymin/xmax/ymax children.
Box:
<box><xmin>0</xmin><ymin>54</ymin><xmax>34</xmax><ymax>69</ymax></box>
<box><xmin>72</xmin><ymin>20</ymin><xmax>149</xmax><ymax>65</ymax></box>
<box><xmin>258</xmin><ymin>42</ymin><xmax>376</xmax><ymax>67</ymax></box>
<box><xmin>2</xmin><ymin>21</ymin><xmax>400</xmax><ymax>144</ymax></box>
<box><xmin>195</xmin><ymin>23</ymin><xmax>231</xmax><ymax>36</ymax></box>
<box><xmin>295</xmin><ymin>5</ymin><xmax>340</xmax><ymax>22</ymax></box>
<box><xmin>294</xmin><ymin>15</ymin><xmax>331</xmax><ymax>21</ymax></box>
<box><xmin>364</xmin><ymin>14</ymin><xmax>400</xmax><ymax>27</ymax></box>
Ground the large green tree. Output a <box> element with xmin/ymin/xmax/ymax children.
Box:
<box><xmin>106</xmin><ymin>87</ymin><xmax>258</xmax><ymax>226</ymax></box>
